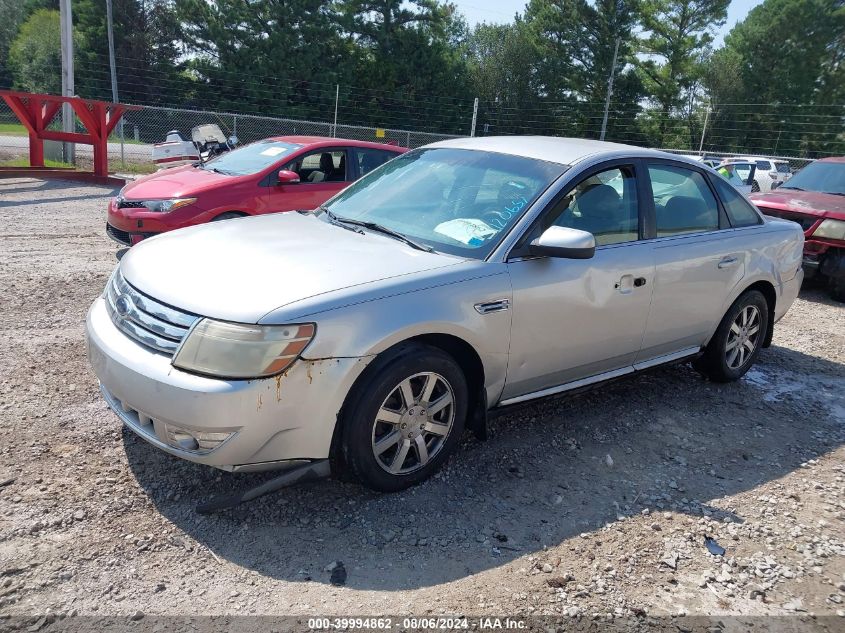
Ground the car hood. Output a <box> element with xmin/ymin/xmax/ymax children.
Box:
<box><xmin>120</xmin><ymin>212</ymin><xmax>465</xmax><ymax>322</ymax></box>
<box><xmin>121</xmin><ymin>165</ymin><xmax>227</xmax><ymax>200</ymax></box>
<box><xmin>751</xmin><ymin>189</ymin><xmax>845</xmax><ymax>220</ymax></box>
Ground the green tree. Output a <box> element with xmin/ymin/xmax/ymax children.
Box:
<box><xmin>338</xmin><ymin>0</ymin><xmax>472</xmax><ymax>132</ymax></box>
<box><xmin>463</xmin><ymin>19</ymin><xmax>542</xmax><ymax>134</ymax></box>
<box><xmin>637</xmin><ymin>0</ymin><xmax>729</xmax><ymax>145</ymax></box>
<box><xmin>175</xmin><ymin>0</ymin><xmax>347</xmax><ymax>116</ymax></box>
<box><xmin>8</xmin><ymin>9</ymin><xmax>64</xmax><ymax>94</ymax></box>
<box><xmin>0</xmin><ymin>0</ymin><xmax>28</xmax><ymax>88</ymax></box>
<box><xmin>73</xmin><ymin>0</ymin><xmax>184</xmax><ymax>105</ymax></box>
<box><xmin>525</xmin><ymin>0</ymin><xmax>644</xmax><ymax>140</ymax></box>
<box><xmin>713</xmin><ymin>0</ymin><xmax>845</xmax><ymax>156</ymax></box>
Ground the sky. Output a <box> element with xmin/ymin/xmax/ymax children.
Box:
<box><xmin>451</xmin><ymin>0</ymin><xmax>765</xmax><ymax>46</ymax></box>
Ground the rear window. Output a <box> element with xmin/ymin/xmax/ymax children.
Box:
<box><xmin>756</xmin><ymin>160</ymin><xmax>772</xmax><ymax>170</ymax></box>
<box><xmin>775</xmin><ymin>162</ymin><xmax>791</xmax><ymax>173</ymax></box>
<box><xmin>712</xmin><ymin>177</ymin><xmax>762</xmax><ymax>227</ymax></box>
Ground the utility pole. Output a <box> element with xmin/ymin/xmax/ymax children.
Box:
<box><xmin>333</xmin><ymin>84</ymin><xmax>339</xmax><ymax>137</ymax></box>
<box><xmin>599</xmin><ymin>38</ymin><xmax>620</xmax><ymax>142</ymax></box>
<box><xmin>59</xmin><ymin>0</ymin><xmax>75</xmax><ymax>164</ymax></box>
<box><xmin>106</xmin><ymin>0</ymin><xmax>124</xmax><ymax>167</ymax></box>
<box><xmin>698</xmin><ymin>106</ymin><xmax>711</xmax><ymax>154</ymax></box>
<box><xmin>470</xmin><ymin>97</ymin><xmax>479</xmax><ymax>137</ymax></box>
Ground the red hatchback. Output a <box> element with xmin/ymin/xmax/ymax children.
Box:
<box><xmin>107</xmin><ymin>136</ymin><xmax>407</xmax><ymax>246</ymax></box>
<box><xmin>751</xmin><ymin>157</ymin><xmax>845</xmax><ymax>301</ymax></box>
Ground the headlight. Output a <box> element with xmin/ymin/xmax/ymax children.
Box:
<box><xmin>813</xmin><ymin>219</ymin><xmax>845</xmax><ymax>240</ymax></box>
<box><xmin>172</xmin><ymin>320</ymin><xmax>315</xmax><ymax>379</ymax></box>
<box><xmin>136</xmin><ymin>198</ymin><xmax>197</xmax><ymax>213</ymax></box>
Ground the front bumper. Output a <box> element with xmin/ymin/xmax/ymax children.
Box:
<box><xmin>86</xmin><ymin>297</ymin><xmax>372</xmax><ymax>471</ymax></box>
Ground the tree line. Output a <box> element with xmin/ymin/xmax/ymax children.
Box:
<box><xmin>1</xmin><ymin>0</ymin><xmax>843</xmax><ymax>157</ymax></box>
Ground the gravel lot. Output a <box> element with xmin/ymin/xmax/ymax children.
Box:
<box><xmin>1</xmin><ymin>177</ymin><xmax>844</xmax><ymax>625</ymax></box>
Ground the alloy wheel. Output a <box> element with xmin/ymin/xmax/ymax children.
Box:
<box><xmin>725</xmin><ymin>305</ymin><xmax>761</xmax><ymax>369</ymax></box>
<box><xmin>370</xmin><ymin>371</ymin><xmax>455</xmax><ymax>475</ymax></box>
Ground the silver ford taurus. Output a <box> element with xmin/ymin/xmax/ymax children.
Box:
<box><xmin>86</xmin><ymin>137</ymin><xmax>804</xmax><ymax>491</ymax></box>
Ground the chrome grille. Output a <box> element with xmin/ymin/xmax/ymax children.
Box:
<box><xmin>104</xmin><ymin>270</ymin><xmax>200</xmax><ymax>354</ymax></box>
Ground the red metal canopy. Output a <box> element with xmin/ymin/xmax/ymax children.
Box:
<box><xmin>0</xmin><ymin>90</ymin><xmax>140</xmax><ymax>178</ymax></box>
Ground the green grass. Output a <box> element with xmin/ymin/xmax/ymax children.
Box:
<box><xmin>111</xmin><ymin>161</ymin><xmax>157</xmax><ymax>175</ymax></box>
<box><xmin>0</xmin><ymin>157</ymin><xmax>74</xmax><ymax>168</ymax></box>
<box><xmin>0</xmin><ymin>122</ymin><xmax>28</xmax><ymax>136</ymax></box>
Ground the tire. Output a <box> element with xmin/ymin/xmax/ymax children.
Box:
<box><xmin>212</xmin><ymin>211</ymin><xmax>246</xmax><ymax>222</ymax></box>
<box><xmin>830</xmin><ymin>278</ymin><xmax>845</xmax><ymax>303</ymax></box>
<box><xmin>695</xmin><ymin>290</ymin><xmax>769</xmax><ymax>383</ymax></box>
<box><xmin>751</xmin><ymin>180</ymin><xmax>761</xmax><ymax>193</ymax></box>
<box><xmin>340</xmin><ymin>343</ymin><xmax>468</xmax><ymax>492</ymax></box>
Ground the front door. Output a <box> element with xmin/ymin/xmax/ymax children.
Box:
<box><xmin>502</xmin><ymin>162</ymin><xmax>655</xmax><ymax>401</ymax></box>
<box><xmin>268</xmin><ymin>148</ymin><xmax>350</xmax><ymax>212</ymax></box>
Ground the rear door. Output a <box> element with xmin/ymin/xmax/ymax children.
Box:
<box><xmin>636</xmin><ymin>160</ymin><xmax>747</xmax><ymax>364</ymax></box>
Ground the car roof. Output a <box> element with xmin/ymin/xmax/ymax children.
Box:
<box><xmin>425</xmin><ymin>135</ymin><xmax>672</xmax><ymax>166</ymax></box>
<box><xmin>817</xmin><ymin>156</ymin><xmax>845</xmax><ymax>163</ymax></box>
<box><xmin>267</xmin><ymin>136</ymin><xmax>408</xmax><ymax>151</ymax></box>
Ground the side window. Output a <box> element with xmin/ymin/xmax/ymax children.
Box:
<box><xmin>712</xmin><ymin>177</ymin><xmax>762</xmax><ymax>227</ymax></box>
<box><xmin>648</xmin><ymin>164</ymin><xmax>719</xmax><ymax>237</ymax></box>
<box><xmin>355</xmin><ymin>148</ymin><xmax>395</xmax><ymax>178</ymax></box>
<box><xmin>285</xmin><ymin>150</ymin><xmax>346</xmax><ymax>183</ymax></box>
<box><xmin>540</xmin><ymin>166</ymin><xmax>639</xmax><ymax>246</ymax></box>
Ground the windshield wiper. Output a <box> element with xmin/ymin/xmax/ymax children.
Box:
<box><xmin>779</xmin><ymin>185</ymin><xmax>804</xmax><ymax>191</ymax></box>
<box><xmin>319</xmin><ymin>206</ymin><xmax>364</xmax><ymax>234</ymax></box>
<box><xmin>824</xmin><ymin>191</ymin><xmax>845</xmax><ymax>196</ymax></box>
<box><xmin>319</xmin><ymin>207</ymin><xmax>433</xmax><ymax>252</ymax></box>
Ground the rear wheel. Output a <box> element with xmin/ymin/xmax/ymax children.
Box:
<box><xmin>751</xmin><ymin>180</ymin><xmax>761</xmax><ymax>193</ymax></box>
<box><xmin>695</xmin><ymin>290</ymin><xmax>769</xmax><ymax>382</ymax></box>
<box><xmin>340</xmin><ymin>343</ymin><xmax>468</xmax><ymax>491</ymax></box>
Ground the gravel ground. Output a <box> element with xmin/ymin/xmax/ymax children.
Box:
<box><xmin>1</xmin><ymin>177</ymin><xmax>844</xmax><ymax>625</ymax></box>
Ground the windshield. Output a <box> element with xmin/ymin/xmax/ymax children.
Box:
<box><xmin>780</xmin><ymin>161</ymin><xmax>845</xmax><ymax>195</ymax></box>
<box><xmin>200</xmin><ymin>140</ymin><xmax>300</xmax><ymax>176</ymax></box>
<box><xmin>323</xmin><ymin>148</ymin><xmax>567</xmax><ymax>259</ymax></box>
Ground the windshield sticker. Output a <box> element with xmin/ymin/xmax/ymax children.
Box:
<box><xmin>434</xmin><ymin>218</ymin><xmax>497</xmax><ymax>247</ymax></box>
<box><xmin>260</xmin><ymin>147</ymin><xmax>286</xmax><ymax>157</ymax></box>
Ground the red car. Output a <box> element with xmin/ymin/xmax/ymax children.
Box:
<box><xmin>751</xmin><ymin>157</ymin><xmax>845</xmax><ymax>301</ymax></box>
<box><xmin>107</xmin><ymin>136</ymin><xmax>408</xmax><ymax>246</ymax></box>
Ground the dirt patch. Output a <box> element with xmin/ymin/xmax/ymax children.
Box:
<box><xmin>0</xmin><ymin>177</ymin><xmax>843</xmax><ymax>620</ymax></box>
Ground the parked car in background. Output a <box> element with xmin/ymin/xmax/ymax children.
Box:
<box><xmin>678</xmin><ymin>154</ymin><xmax>721</xmax><ymax>169</ymax></box>
<box><xmin>107</xmin><ymin>137</ymin><xmax>407</xmax><ymax>246</ymax></box>
<box><xmin>715</xmin><ymin>160</ymin><xmax>757</xmax><ymax>195</ymax></box>
<box><xmin>87</xmin><ymin>137</ymin><xmax>804</xmax><ymax>491</ymax></box>
<box><xmin>731</xmin><ymin>156</ymin><xmax>792</xmax><ymax>192</ymax></box>
<box><xmin>751</xmin><ymin>157</ymin><xmax>845</xmax><ymax>301</ymax></box>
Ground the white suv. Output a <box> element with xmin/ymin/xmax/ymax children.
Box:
<box><xmin>733</xmin><ymin>156</ymin><xmax>792</xmax><ymax>192</ymax></box>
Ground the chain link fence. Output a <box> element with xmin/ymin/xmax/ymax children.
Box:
<box><xmin>0</xmin><ymin>101</ymin><xmax>460</xmax><ymax>173</ymax></box>
<box><xmin>658</xmin><ymin>148</ymin><xmax>815</xmax><ymax>171</ymax></box>
<box><xmin>0</xmin><ymin>98</ymin><xmax>822</xmax><ymax>175</ymax></box>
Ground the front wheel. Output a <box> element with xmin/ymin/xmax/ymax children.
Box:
<box><xmin>695</xmin><ymin>290</ymin><xmax>769</xmax><ymax>382</ymax></box>
<box><xmin>340</xmin><ymin>344</ymin><xmax>468</xmax><ymax>491</ymax></box>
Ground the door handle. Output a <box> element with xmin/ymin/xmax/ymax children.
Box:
<box><xmin>718</xmin><ymin>256</ymin><xmax>738</xmax><ymax>269</ymax></box>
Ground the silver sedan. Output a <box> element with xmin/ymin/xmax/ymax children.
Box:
<box><xmin>86</xmin><ymin>137</ymin><xmax>805</xmax><ymax>491</ymax></box>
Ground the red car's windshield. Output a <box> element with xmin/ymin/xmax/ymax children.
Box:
<box><xmin>199</xmin><ymin>140</ymin><xmax>300</xmax><ymax>176</ymax></box>
<box><xmin>780</xmin><ymin>162</ymin><xmax>845</xmax><ymax>196</ymax></box>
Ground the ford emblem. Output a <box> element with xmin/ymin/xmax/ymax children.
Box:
<box><xmin>114</xmin><ymin>294</ymin><xmax>132</xmax><ymax>318</ymax></box>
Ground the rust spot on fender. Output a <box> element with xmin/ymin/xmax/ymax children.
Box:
<box><xmin>275</xmin><ymin>374</ymin><xmax>283</xmax><ymax>402</ymax></box>
<box><xmin>256</xmin><ymin>393</ymin><xmax>263</xmax><ymax>411</ymax></box>
<box><xmin>306</xmin><ymin>364</ymin><xmax>313</xmax><ymax>384</ymax></box>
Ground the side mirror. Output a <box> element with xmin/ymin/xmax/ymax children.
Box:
<box><xmin>277</xmin><ymin>169</ymin><xmax>300</xmax><ymax>185</ymax></box>
<box><xmin>528</xmin><ymin>226</ymin><xmax>595</xmax><ymax>259</ymax></box>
